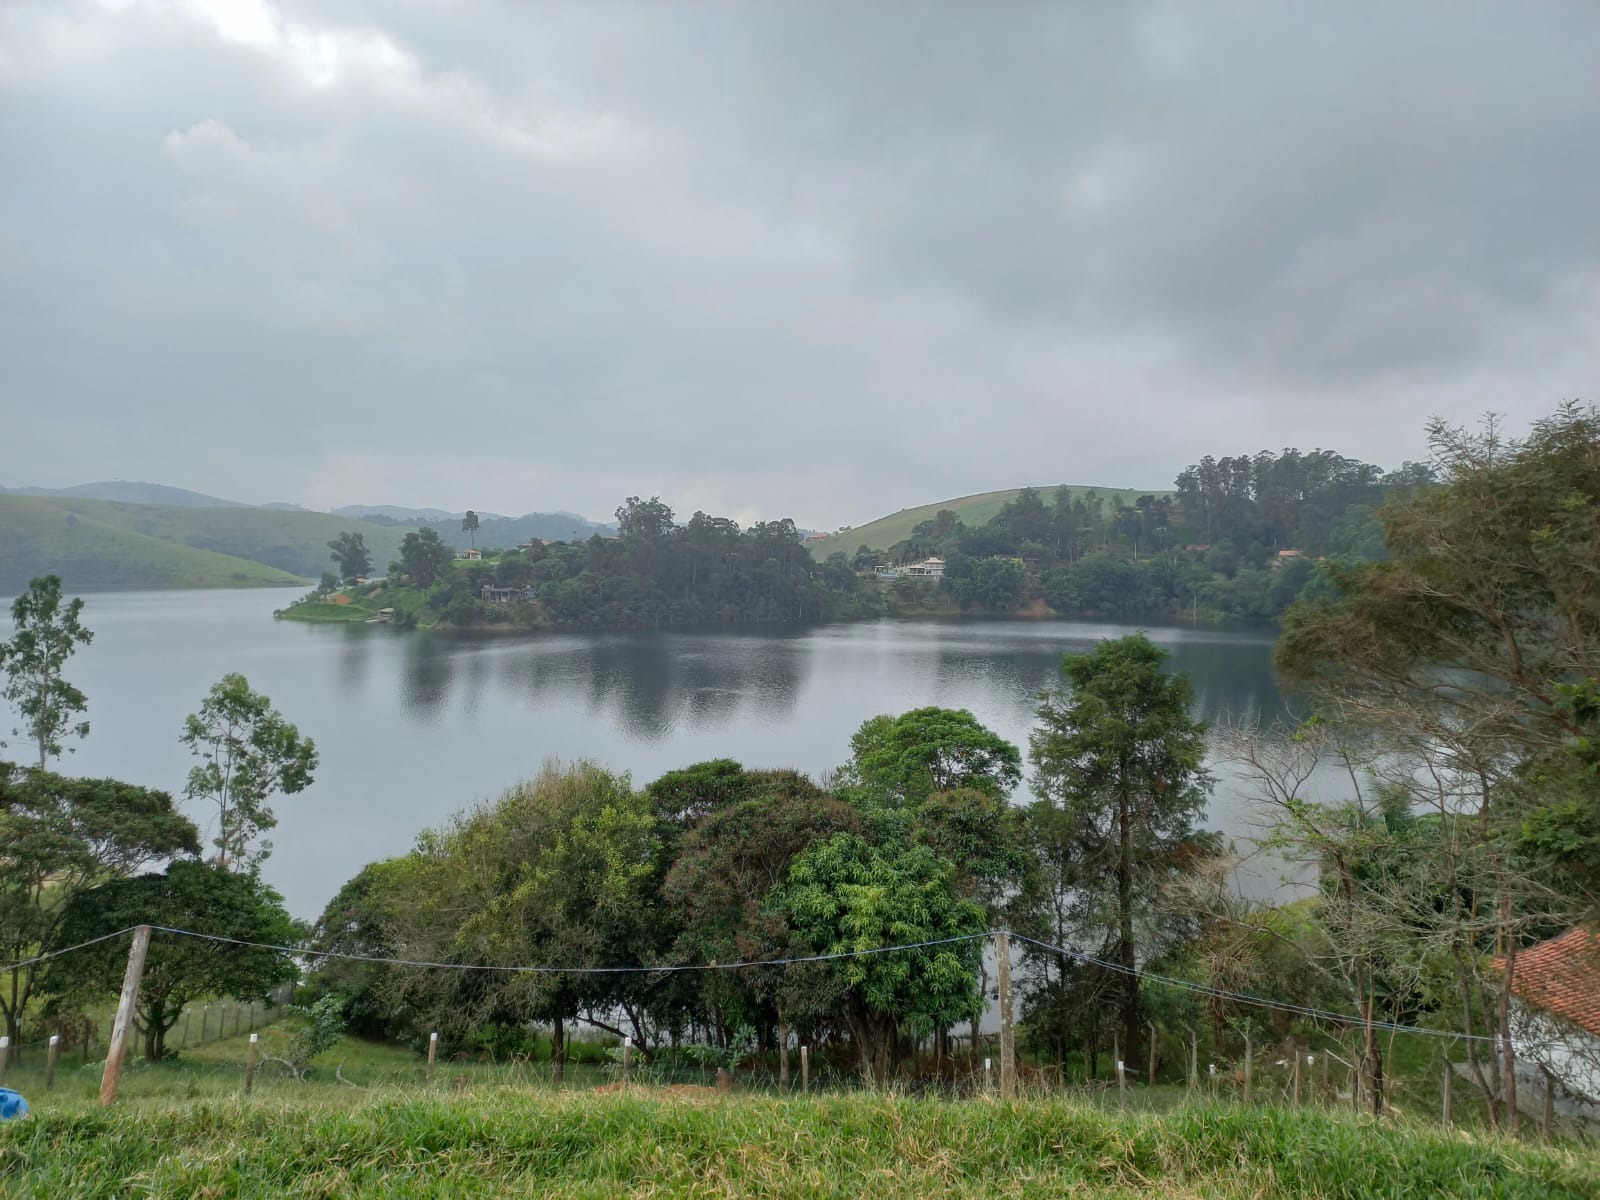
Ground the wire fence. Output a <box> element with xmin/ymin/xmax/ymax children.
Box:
<box><xmin>2</xmin><ymin>925</ymin><xmax>1594</xmax><ymax>1139</ymax></box>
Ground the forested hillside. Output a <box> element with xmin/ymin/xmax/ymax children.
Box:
<box><xmin>841</xmin><ymin>448</ymin><xmax>1430</xmax><ymax>623</ymax></box>
<box><xmin>0</xmin><ymin>496</ymin><xmax>305</xmax><ymax>592</ymax></box>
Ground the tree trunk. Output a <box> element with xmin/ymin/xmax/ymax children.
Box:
<box><xmin>1498</xmin><ymin>936</ymin><xmax>1519</xmax><ymax>1135</ymax></box>
<box><xmin>777</xmin><ymin>1018</ymin><xmax>790</xmax><ymax>1088</ymax></box>
<box><xmin>1117</xmin><ymin>768</ymin><xmax>1139</xmax><ymax>1063</ymax></box>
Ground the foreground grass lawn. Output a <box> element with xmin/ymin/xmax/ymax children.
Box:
<box><xmin>3</xmin><ymin>1088</ymin><xmax>1595</xmax><ymax>1199</ymax></box>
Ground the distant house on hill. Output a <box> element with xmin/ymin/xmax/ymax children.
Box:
<box><xmin>457</xmin><ymin>548</ymin><xmax>482</xmax><ymax>560</ymax></box>
<box><xmin>1271</xmin><ymin>549</ymin><xmax>1306</xmax><ymax>568</ymax></box>
<box><xmin>903</xmin><ymin>557</ymin><xmax>946</xmax><ymax>579</ymax></box>
<box><xmin>1501</xmin><ymin>926</ymin><xmax>1600</xmax><ymax>1113</ymax></box>
<box><xmin>806</xmin><ymin>532</ymin><xmax>830</xmax><ymax>542</ymax></box>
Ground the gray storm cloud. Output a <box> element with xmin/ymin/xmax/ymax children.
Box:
<box><xmin>1</xmin><ymin>0</ymin><xmax>1596</xmax><ymax>526</ymax></box>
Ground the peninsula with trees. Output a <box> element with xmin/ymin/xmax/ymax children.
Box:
<box><xmin>281</xmin><ymin>445</ymin><xmax>1431</xmax><ymax>631</ymax></box>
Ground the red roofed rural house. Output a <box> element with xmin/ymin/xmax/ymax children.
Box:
<box><xmin>1503</xmin><ymin>926</ymin><xmax>1600</xmax><ymax>1109</ymax></box>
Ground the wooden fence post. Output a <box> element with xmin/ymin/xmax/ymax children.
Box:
<box><xmin>0</xmin><ymin>1036</ymin><xmax>9</xmax><ymax>1086</ymax></box>
<box><xmin>985</xmin><ymin>1057</ymin><xmax>992</xmax><ymax>1091</ymax></box>
<box><xmin>801</xmin><ymin>1045</ymin><xmax>810</xmax><ymax>1094</ymax></box>
<box><xmin>244</xmin><ymin>1033</ymin><xmax>259</xmax><ymax>1095</ymax></box>
<box><xmin>1146</xmin><ymin>1022</ymin><xmax>1157</xmax><ymax>1088</ymax></box>
<box><xmin>427</xmin><ymin>1031</ymin><xmax>438</xmax><ymax>1085</ymax></box>
<box><xmin>182</xmin><ymin>1009</ymin><xmax>191</xmax><ymax>1048</ymax></box>
<box><xmin>200</xmin><ymin>1005</ymin><xmax>209</xmax><ymax>1044</ymax></box>
<box><xmin>98</xmin><ymin>925</ymin><xmax>152</xmax><ymax>1108</ymax></box>
<box><xmin>44</xmin><ymin>1035</ymin><xmax>60</xmax><ymax>1091</ymax></box>
<box><xmin>1292</xmin><ymin>1054</ymin><xmax>1301</xmax><ymax>1108</ymax></box>
<box><xmin>1188</xmin><ymin>1030</ymin><xmax>1198</xmax><ymax>1092</ymax></box>
<box><xmin>996</xmin><ymin>932</ymin><xmax>1015</xmax><ymax>1099</ymax></box>
<box><xmin>1243</xmin><ymin>1032</ymin><xmax>1252</xmax><ymax>1104</ymax></box>
<box><xmin>1116</xmin><ymin>1056</ymin><xmax>1127</xmax><ymax>1108</ymax></box>
<box><xmin>1541</xmin><ymin>1068</ymin><xmax>1555</xmax><ymax>1139</ymax></box>
<box><xmin>622</xmin><ymin>1036</ymin><xmax>632</xmax><ymax>1084</ymax></box>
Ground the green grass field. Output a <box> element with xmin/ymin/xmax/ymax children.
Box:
<box><xmin>0</xmin><ymin>496</ymin><xmax>307</xmax><ymax>593</ymax></box>
<box><xmin>4</xmin><ymin>1082</ymin><xmax>1592</xmax><ymax>1198</ymax></box>
<box><xmin>277</xmin><ymin>582</ymin><xmax>437</xmax><ymax>626</ymax></box>
<box><xmin>807</xmin><ymin>484</ymin><xmax>1172</xmax><ymax>557</ymax></box>
<box><xmin>2</xmin><ymin>1022</ymin><xmax>1593</xmax><ymax>1198</ymax></box>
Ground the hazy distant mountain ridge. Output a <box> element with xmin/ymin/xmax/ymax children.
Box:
<box><xmin>333</xmin><ymin>504</ymin><xmax>510</xmax><ymax>522</ymax></box>
<box><xmin>420</xmin><ymin>512</ymin><xmax>617</xmax><ymax>548</ymax></box>
<box><xmin>333</xmin><ymin>504</ymin><xmax>613</xmax><ymax>545</ymax></box>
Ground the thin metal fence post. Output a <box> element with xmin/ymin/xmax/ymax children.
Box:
<box><xmin>244</xmin><ymin>1033</ymin><xmax>259</xmax><ymax>1095</ymax></box>
<box><xmin>996</xmin><ymin>932</ymin><xmax>1015</xmax><ymax>1099</ymax></box>
<box><xmin>44</xmin><ymin>1035</ymin><xmax>60</xmax><ymax>1091</ymax></box>
<box><xmin>1441</xmin><ymin>1051</ymin><xmax>1453</xmax><ymax>1127</ymax></box>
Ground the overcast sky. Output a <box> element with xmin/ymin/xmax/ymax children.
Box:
<box><xmin>3</xmin><ymin>1</ymin><xmax>1597</xmax><ymax>527</ymax></box>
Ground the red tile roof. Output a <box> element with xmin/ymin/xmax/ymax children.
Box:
<box><xmin>1503</xmin><ymin>927</ymin><xmax>1600</xmax><ymax>1037</ymax></box>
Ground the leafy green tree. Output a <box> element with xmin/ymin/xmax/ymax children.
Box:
<box><xmin>771</xmin><ymin>832</ymin><xmax>985</xmax><ymax>1085</ymax></box>
<box><xmin>302</xmin><ymin>861</ymin><xmax>406</xmax><ymax>1040</ymax></box>
<box><xmin>461</xmin><ymin>511</ymin><xmax>480</xmax><ymax>549</ymax></box>
<box><xmin>1029</xmin><ymin>634</ymin><xmax>1213</xmax><ymax>1063</ymax></box>
<box><xmin>378</xmin><ymin>762</ymin><xmax>659</xmax><ymax>1075</ymax></box>
<box><xmin>663</xmin><ymin>774</ymin><xmax>861</xmax><ymax>1055</ymax></box>
<box><xmin>0</xmin><ymin>762</ymin><xmax>198</xmax><ymax>1050</ymax></box>
<box><xmin>398</xmin><ymin>527</ymin><xmax>454</xmax><ymax>588</ymax></box>
<box><xmin>180</xmin><ymin>673</ymin><xmax>318</xmax><ymax>871</ymax></box>
<box><xmin>325</xmin><ymin>532</ymin><xmax>372</xmax><ymax>583</ymax></box>
<box><xmin>44</xmin><ymin>859</ymin><xmax>296</xmax><ymax>1060</ymax></box>
<box><xmin>843</xmin><ymin>707</ymin><xmax>1021</xmax><ymax>808</ymax></box>
<box><xmin>316</xmin><ymin>571</ymin><xmax>341</xmax><ymax>597</ymax></box>
<box><xmin>0</xmin><ymin>575</ymin><xmax>93</xmax><ymax>767</ymax></box>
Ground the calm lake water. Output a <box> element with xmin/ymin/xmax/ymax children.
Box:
<box><xmin>17</xmin><ymin>589</ymin><xmax>1303</xmax><ymax>917</ymax></box>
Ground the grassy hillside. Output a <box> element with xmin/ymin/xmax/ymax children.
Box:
<box><xmin>0</xmin><ymin>496</ymin><xmax>305</xmax><ymax>593</ymax></box>
<box><xmin>0</xmin><ymin>480</ymin><xmax>246</xmax><ymax>507</ymax></box>
<box><xmin>28</xmin><ymin>498</ymin><xmax>416</xmax><ymax>581</ymax></box>
<box><xmin>808</xmin><ymin>484</ymin><xmax>1170</xmax><ymax>557</ymax></box>
<box><xmin>3</xmin><ymin>1086</ymin><xmax>1592</xmax><ymax>1198</ymax></box>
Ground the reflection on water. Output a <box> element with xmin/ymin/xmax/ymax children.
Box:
<box><xmin>30</xmin><ymin>591</ymin><xmax>1303</xmax><ymax>916</ymax></box>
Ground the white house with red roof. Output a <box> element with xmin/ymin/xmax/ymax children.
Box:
<box><xmin>1503</xmin><ymin>926</ymin><xmax>1600</xmax><ymax>1110</ymax></box>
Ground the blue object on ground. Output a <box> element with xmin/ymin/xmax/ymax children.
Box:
<box><xmin>0</xmin><ymin>1088</ymin><xmax>27</xmax><ymax>1119</ymax></box>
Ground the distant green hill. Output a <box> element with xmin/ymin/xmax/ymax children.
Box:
<box><xmin>36</xmin><ymin>498</ymin><xmax>417</xmax><ymax>579</ymax></box>
<box><xmin>0</xmin><ymin>496</ymin><xmax>418</xmax><ymax>592</ymax></box>
<box><xmin>807</xmin><ymin>484</ymin><xmax>1170</xmax><ymax>556</ymax></box>
<box><xmin>0</xmin><ymin>496</ymin><xmax>305</xmax><ymax>593</ymax></box>
<box><xmin>0</xmin><ymin>480</ymin><xmax>247</xmax><ymax>507</ymax></box>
